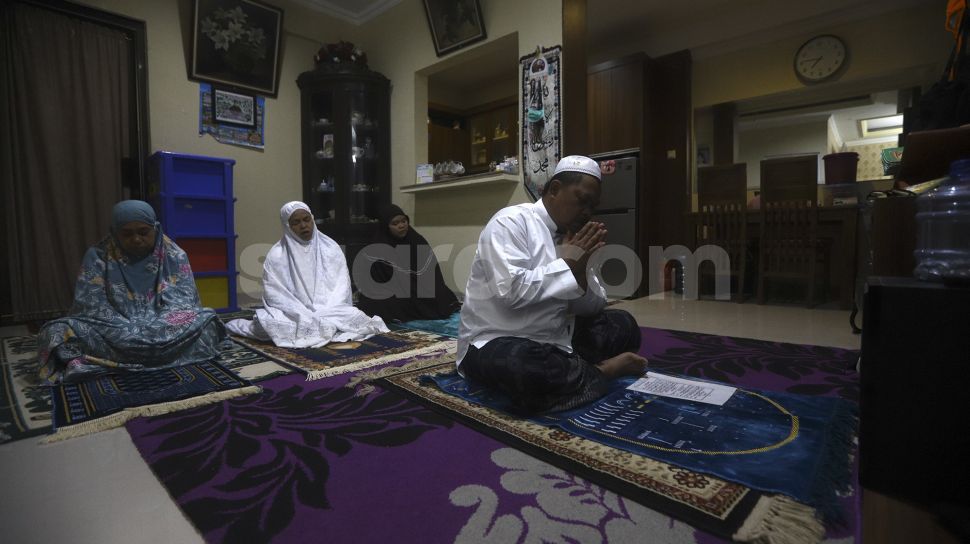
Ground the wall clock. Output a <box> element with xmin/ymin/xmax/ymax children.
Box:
<box><xmin>793</xmin><ymin>35</ymin><xmax>847</xmax><ymax>84</ymax></box>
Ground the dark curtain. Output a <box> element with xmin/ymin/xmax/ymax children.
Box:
<box><xmin>1</xmin><ymin>2</ymin><xmax>130</xmax><ymax>321</ymax></box>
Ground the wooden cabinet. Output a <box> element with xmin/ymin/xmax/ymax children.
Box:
<box><xmin>297</xmin><ymin>64</ymin><xmax>390</xmax><ymax>268</ymax></box>
<box><xmin>428</xmin><ymin>109</ymin><xmax>469</xmax><ymax>166</ymax></box>
<box><xmin>587</xmin><ymin>51</ymin><xmax>693</xmax><ymax>294</ymax></box>
<box><xmin>468</xmin><ymin>104</ymin><xmax>517</xmax><ymax>173</ymax></box>
<box><xmin>427</xmin><ymin>100</ymin><xmax>517</xmax><ymax>176</ymax></box>
<box><xmin>587</xmin><ymin>54</ymin><xmax>646</xmax><ymax>155</ymax></box>
<box><xmin>148</xmin><ymin>151</ymin><xmax>238</xmax><ymax>312</ymax></box>
<box><xmin>860</xmin><ymin>277</ymin><xmax>970</xmax><ymax>507</ymax></box>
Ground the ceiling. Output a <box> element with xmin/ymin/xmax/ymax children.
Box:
<box><xmin>585</xmin><ymin>0</ymin><xmax>930</xmax><ymax>62</ymax></box>
<box><xmin>299</xmin><ymin>0</ymin><xmax>934</xmax><ymax>86</ymax></box>
<box><xmin>291</xmin><ymin>0</ymin><xmax>402</xmax><ymax>25</ymax></box>
<box><xmin>300</xmin><ymin>0</ymin><xmax>935</xmax><ymax>143</ymax></box>
<box><xmin>298</xmin><ymin>0</ymin><xmax>929</xmax><ymax>55</ymax></box>
<box><xmin>735</xmin><ymin>90</ymin><xmax>899</xmax><ymax>144</ymax></box>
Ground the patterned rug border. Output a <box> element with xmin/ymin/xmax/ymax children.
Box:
<box><xmin>232</xmin><ymin>331</ymin><xmax>456</xmax><ymax>381</ymax></box>
<box><xmin>1</xmin><ymin>335</ymin><xmax>50</xmax><ymax>443</ymax></box>
<box><xmin>361</xmin><ymin>357</ymin><xmax>798</xmax><ymax>543</ymax></box>
<box><xmin>43</xmin><ymin>384</ymin><xmax>261</xmax><ymax>443</ymax></box>
<box><xmin>1</xmin><ymin>335</ymin><xmax>285</xmax><ymax>446</ymax></box>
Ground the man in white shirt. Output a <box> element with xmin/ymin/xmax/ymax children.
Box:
<box><xmin>457</xmin><ymin>155</ymin><xmax>647</xmax><ymax>414</ymax></box>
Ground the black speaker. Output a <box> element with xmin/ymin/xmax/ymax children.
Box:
<box><xmin>860</xmin><ymin>276</ymin><xmax>970</xmax><ymax>506</ymax></box>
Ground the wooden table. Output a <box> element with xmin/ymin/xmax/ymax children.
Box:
<box><xmin>689</xmin><ymin>206</ymin><xmax>859</xmax><ymax>309</ymax></box>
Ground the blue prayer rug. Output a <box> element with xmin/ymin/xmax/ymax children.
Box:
<box><xmin>0</xmin><ymin>335</ymin><xmax>288</xmax><ymax>445</ymax></box>
<box><xmin>425</xmin><ymin>370</ymin><xmax>856</xmax><ymax>523</ymax></box>
<box><xmin>48</xmin><ymin>359</ymin><xmax>259</xmax><ymax>442</ymax></box>
<box><xmin>396</xmin><ymin>311</ymin><xmax>460</xmax><ymax>337</ymax></box>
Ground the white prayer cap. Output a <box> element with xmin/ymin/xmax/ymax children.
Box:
<box><xmin>553</xmin><ymin>155</ymin><xmax>601</xmax><ymax>181</ymax></box>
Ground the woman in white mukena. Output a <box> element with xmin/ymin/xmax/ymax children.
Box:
<box><xmin>227</xmin><ymin>201</ymin><xmax>388</xmax><ymax>347</ymax></box>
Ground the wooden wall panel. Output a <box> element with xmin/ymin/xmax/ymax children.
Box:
<box><xmin>587</xmin><ymin>54</ymin><xmax>645</xmax><ymax>155</ymax></box>
<box><xmin>712</xmin><ymin>102</ymin><xmax>736</xmax><ymax>165</ymax></box>
<box><xmin>644</xmin><ymin>50</ymin><xmax>692</xmax><ymax>251</ymax></box>
<box><xmin>428</xmin><ymin>124</ymin><xmax>469</xmax><ymax>166</ymax></box>
<box><xmin>562</xmin><ymin>0</ymin><xmax>587</xmax><ymax>155</ymax></box>
<box><xmin>585</xmin><ymin>51</ymin><xmax>691</xmax><ymax>295</ymax></box>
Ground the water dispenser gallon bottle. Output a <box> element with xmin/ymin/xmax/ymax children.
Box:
<box><xmin>913</xmin><ymin>159</ymin><xmax>970</xmax><ymax>284</ymax></box>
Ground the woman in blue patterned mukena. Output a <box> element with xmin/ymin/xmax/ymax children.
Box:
<box><xmin>37</xmin><ymin>200</ymin><xmax>227</xmax><ymax>383</ymax></box>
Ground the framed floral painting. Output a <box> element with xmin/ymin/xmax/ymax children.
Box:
<box><xmin>191</xmin><ymin>0</ymin><xmax>284</xmax><ymax>97</ymax></box>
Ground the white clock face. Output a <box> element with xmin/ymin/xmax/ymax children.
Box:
<box><xmin>794</xmin><ymin>35</ymin><xmax>846</xmax><ymax>83</ymax></box>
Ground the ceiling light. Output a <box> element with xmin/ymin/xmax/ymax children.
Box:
<box><xmin>860</xmin><ymin>114</ymin><xmax>903</xmax><ymax>138</ymax></box>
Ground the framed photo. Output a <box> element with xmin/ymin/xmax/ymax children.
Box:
<box><xmin>191</xmin><ymin>0</ymin><xmax>284</xmax><ymax>97</ymax></box>
<box><xmin>422</xmin><ymin>0</ymin><xmax>486</xmax><ymax>57</ymax></box>
<box><xmin>212</xmin><ymin>87</ymin><xmax>256</xmax><ymax>127</ymax></box>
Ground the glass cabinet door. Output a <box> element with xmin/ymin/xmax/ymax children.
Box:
<box><xmin>347</xmin><ymin>88</ymin><xmax>381</xmax><ymax>225</ymax></box>
<box><xmin>489</xmin><ymin>107</ymin><xmax>516</xmax><ymax>166</ymax></box>
<box><xmin>298</xmin><ymin>64</ymin><xmax>389</xmax><ymax>265</ymax></box>
<box><xmin>309</xmin><ymin>90</ymin><xmax>335</xmax><ymax>227</ymax></box>
<box><xmin>469</xmin><ymin>113</ymin><xmax>489</xmax><ymax>169</ymax></box>
<box><xmin>466</xmin><ymin>104</ymin><xmax>517</xmax><ymax>174</ymax></box>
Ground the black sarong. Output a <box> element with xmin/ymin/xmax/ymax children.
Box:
<box><xmin>459</xmin><ymin>309</ymin><xmax>640</xmax><ymax>414</ymax></box>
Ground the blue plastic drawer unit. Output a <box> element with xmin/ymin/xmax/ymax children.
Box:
<box><xmin>170</xmin><ymin>157</ymin><xmax>231</xmax><ymax>197</ymax></box>
<box><xmin>171</xmin><ymin>198</ymin><xmax>229</xmax><ymax>235</ymax></box>
<box><xmin>148</xmin><ymin>151</ymin><xmax>238</xmax><ymax>312</ymax></box>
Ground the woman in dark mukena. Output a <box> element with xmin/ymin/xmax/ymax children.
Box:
<box><xmin>356</xmin><ymin>204</ymin><xmax>461</xmax><ymax>323</ymax></box>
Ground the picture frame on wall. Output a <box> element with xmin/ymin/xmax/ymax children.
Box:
<box><xmin>191</xmin><ymin>0</ymin><xmax>284</xmax><ymax>97</ymax></box>
<box><xmin>212</xmin><ymin>87</ymin><xmax>257</xmax><ymax>127</ymax></box>
<box><xmin>421</xmin><ymin>0</ymin><xmax>487</xmax><ymax>57</ymax></box>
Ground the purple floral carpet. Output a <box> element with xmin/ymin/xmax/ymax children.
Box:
<box><xmin>126</xmin><ymin>328</ymin><xmax>860</xmax><ymax>544</ymax></box>
<box><xmin>640</xmin><ymin>328</ymin><xmax>858</xmax><ymax>402</ymax></box>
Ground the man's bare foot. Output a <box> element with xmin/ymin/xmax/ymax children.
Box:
<box><xmin>596</xmin><ymin>352</ymin><xmax>648</xmax><ymax>378</ymax></box>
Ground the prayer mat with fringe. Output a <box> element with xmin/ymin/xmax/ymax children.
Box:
<box><xmin>0</xmin><ymin>335</ymin><xmax>49</xmax><ymax>444</ymax></box>
<box><xmin>425</xmin><ymin>369</ymin><xmax>856</xmax><ymax>524</ymax></box>
<box><xmin>231</xmin><ymin>330</ymin><xmax>454</xmax><ymax>380</ymax></box>
<box><xmin>48</xmin><ymin>359</ymin><xmax>259</xmax><ymax>443</ymax></box>
<box><xmin>0</xmin><ymin>335</ymin><xmax>287</xmax><ymax>445</ymax></box>
<box><xmin>367</xmin><ymin>356</ymin><xmax>825</xmax><ymax>544</ymax></box>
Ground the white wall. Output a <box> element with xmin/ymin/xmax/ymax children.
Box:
<box><xmin>358</xmin><ymin>0</ymin><xmax>563</xmax><ymax>292</ymax></box>
<box><xmin>429</xmin><ymin>77</ymin><xmax>517</xmax><ymax>111</ymax></box>
<box><xmin>70</xmin><ymin>0</ymin><xmax>559</xmax><ymax>299</ymax></box>
<box><xmin>693</xmin><ymin>4</ymin><xmax>948</xmax><ymax>108</ymax></box>
<box><xmin>72</xmin><ymin>0</ymin><xmax>939</xmax><ymax>298</ymax></box>
<box><xmin>737</xmin><ymin>119</ymin><xmax>829</xmax><ymax>187</ymax></box>
<box><xmin>77</xmin><ymin>0</ymin><xmax>356</xmax><ymax>304</ymax></box>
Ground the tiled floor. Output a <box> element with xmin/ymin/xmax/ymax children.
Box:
<box><xmin>0</xmin><ymin>296</ymin><xmax>864</xmax><ymax>544</ymax></box>
<box><xmin>614</xmin><ymin>295</ymin><xmax>860</xmax><ymax>350</ymax></box>
<box><xmin>0</xmin><ymin>324</ymin><xmax>29</xmax><ymax>337</ymax></box>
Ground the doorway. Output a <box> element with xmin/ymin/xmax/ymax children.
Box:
<box><xmin>0</xmin><ymin>0</ymin><xmax>149</xmax><ymax>324</ymax></box>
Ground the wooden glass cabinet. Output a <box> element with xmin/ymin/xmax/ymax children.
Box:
<box><xmin>297</xmin><ymin>64</ymin><xmax>390</xmax><ymax>268</ymax></box>
<box><xmin>468</xmin><ymin>103</ymin><xmax>517</xmax><ymax>173</ymax></box>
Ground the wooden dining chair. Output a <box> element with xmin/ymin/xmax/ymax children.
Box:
<box><xmin>694</xmin><ymin>163</ymin><xmax>748</xmax><ymax>302</ymax></box>
<box><xmin>757</xmin><ymin>155</ymin><xmax>827</xmax><ymax>307</ymax></box>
